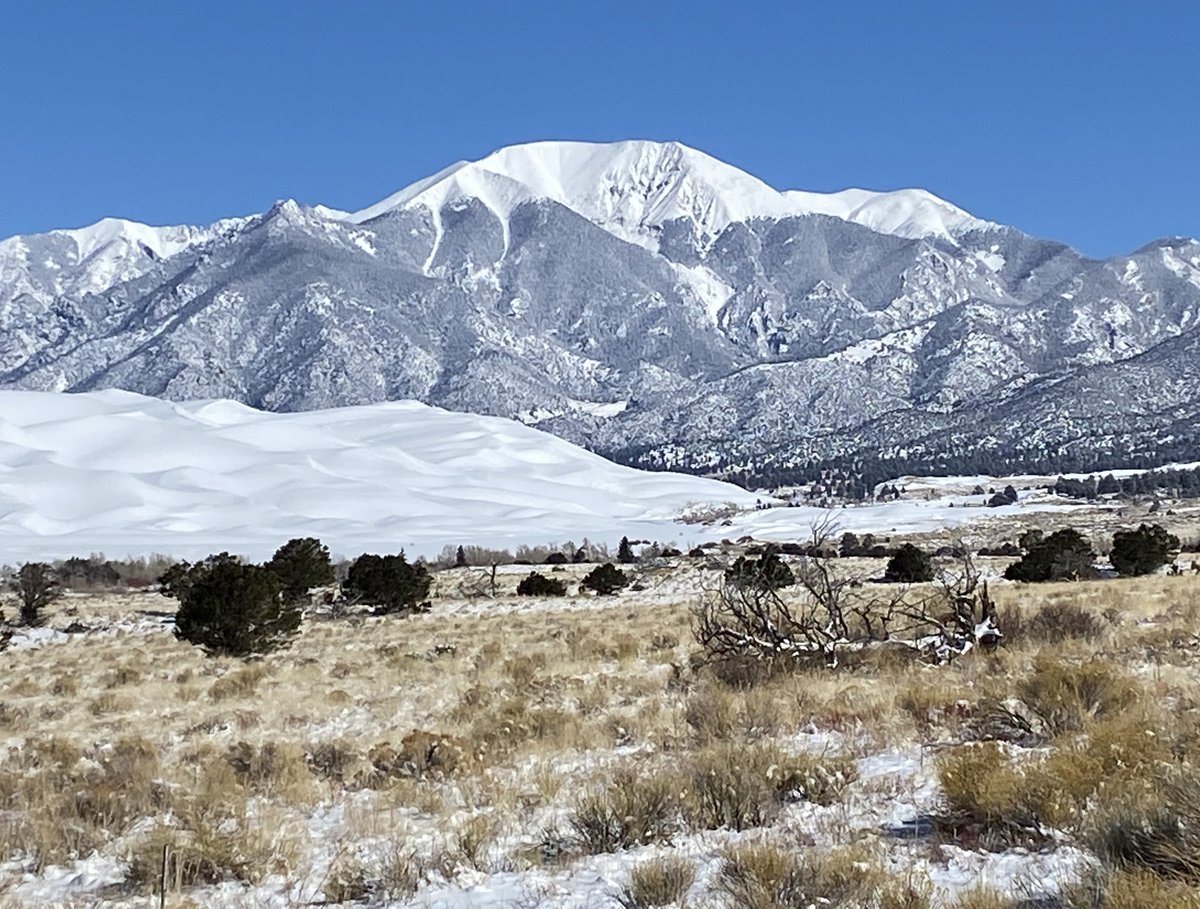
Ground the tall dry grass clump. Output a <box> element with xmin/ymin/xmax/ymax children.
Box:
<box><xmin>716</xmin><ymin>842</ymin><xmax>930</xmax><ymax>909</ymax></box>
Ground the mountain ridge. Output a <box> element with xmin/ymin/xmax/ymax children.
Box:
<box><xmin>1</xmin><ymin>139</ymin><xmax>1197</xmax><ymax>488</ymax></box>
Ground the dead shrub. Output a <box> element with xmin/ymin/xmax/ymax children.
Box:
<box><xmin>224</xmin><ymin>741</ymin><xmax>315</xmax><ymax>800</ymax></box>
<box><xmin>684</xmin><ymin>683</ymin><xmax>736</xmax><ymax>744</ymax></box>
<box><xmin>616</xmin><ymin>853</ymin><xmax>696</xmax><ymax>908</ymax></box>
<box><xmin>944</xmin><ymin>891</ymin><xmax>1020</xmax><ymax>909</ymax></box>
<box><xmin>466</xmin><ymin>696</ymin><xmax>577</xmax><ymax>756</ymax></box>
<box><xmin>127</xmin><ymin>765</ymin><xmax>301</xmax><ymax>890</ymax></box>
<box><xmin>707</xmin><ymin>654</ymin><xmax>786</xmax><ymax>688</ymax></box>
<box><xmin>647</xmin><ymin>632</ymin><xmax>679</xmax><ymax>652</ymax></box>
<box><xmin>306</xmin><ymin>740</ymin><xmax>362</xmax><ymax>783</ymax></box>
<box><xmin>102</xmin><ymin>663</ymin><xmax>145</xmax><ymax>689</ymax></box>
<box><xmin>503</xmin><ymin>654</ymin><xmax>545</xmax><ymax>689</ymax></box>
<box><xmin>446</xmin><ymin>812</ymin><xmax>502</xmax><ymax>872</ymax></box>
<box><xmin>323</xmin><ymin>854</ymin><xmax>371</xmax><ymax>903</ymax></box>
<box><xmin>371</xmin><ymin>840</ymin><xmax>426</xmax><ymax>900</ymax></box>
<box><xmin>0</xmin><ymin>736</ymin><xmax>166</xmax><ymax>870</ymax></box>
<box><xmin>89</xmin><ymin>692</ymin><xmax>124</xmax><ymax>715</ymax></box>
<box><xmin>367</xmin><ymin>730</ymin><xmax>477</xmax><ymax>783</ymax></box>
<box><xmin>49</xmin><ymin>674</ymin><xmax>79</xmax><ymax>697</ymax></box>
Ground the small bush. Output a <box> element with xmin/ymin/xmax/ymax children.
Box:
<box><xmin>1021</xmin><ymin>601</ymin><xmax>1106</xmax><ymax>644</ymax></box>
<box><xmin>1016</xmin><ymin>658</ymin><xmax>1139</xmax><ymax>736</ymax></box>
<box><xmin>516</xmin><ymin>571</ymin><xmax>567</xmax><ymax>597</ymax></box>
<box><xmin>368</xmin><ymin>730</ymin><xmax>476</xmax><ymax>780</ymax></box>
<box><xmin>567</xmin><ymin>767</ymin><xmax>681</xmax><ymax>853</ymax></box>
<box><xmin>209</xmin><ymin>663</ymin><xmax>268</xmax><ymax>700</ymax></box>
<box><xmin>306</xmin><ymin>740</ymin><xmax>362</xmax><ymax>783</ymax></box>
<box><xmin>935</xmin><ymin>742</ymin><xmax>1046</xmax><ymax>847</ymax></box>
<box><xmin>224</xmin><ymin>741</ymin><xmax>314</xmax><ymax>800</ymax></box>
<box><xmin>716</xmin><ymin>843</ymin><xmax>931</xmax><ymax>909</ymax></box>
<box><xmin>1059</xmin><ymin>868</ymin><xmax>1200</xmax><ymax>908</ymax></box>
<box><xmin>616</xmin><ymin>855</ymin><xmax>696</xmax><ymax>909</ymax></box>
<box><xmin>1087</xmin><ymin>767</ymin><xmax>1200</xmax><ymax>883</ymax></box>
<box><xmin>684</xmin><ymin>742</ymin><xmax>856</xmax><ymax>832</ymax></box>
<box><xmin>884</xmin><ymin>544</ymin><xmax>934</xmax><ymax>583</ymax></box>
<box><xmin>580</xmin><ymin>563</ymin><xmax>629</xmax><ymax>596</ymax></box>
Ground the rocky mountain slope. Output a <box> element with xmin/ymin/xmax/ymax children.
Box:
<box><xmin>2</xmin><ymin>140</ymin><xmax>1197</xmax><ymax>486</ymax></box>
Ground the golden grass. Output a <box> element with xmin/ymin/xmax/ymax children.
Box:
<box><xmin>0</xmin><ymin>567</ymin><xmax>1199</xmax><ymax>904</ymax></box>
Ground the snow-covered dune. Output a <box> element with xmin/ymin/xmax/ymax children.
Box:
<box><xmin>0</xmin><ymin>390</ymin><xmax>758</xmax><ymax>562</ymax></box>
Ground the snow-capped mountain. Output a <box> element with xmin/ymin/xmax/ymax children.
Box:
<box><xmin>2</xmin><ymin>139</ymin><xmax>1197</xmax><ymax>485</ymax></box>
<box><xmin>348</xmin><ymin>140</ymin><xmax>992</xmax><ymax>249</ymax></box>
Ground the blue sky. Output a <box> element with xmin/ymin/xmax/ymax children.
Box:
<box><xmin>0</xmin><ymin>1</ymin><xmax>1195</xmax><ymax>257</ymax></box>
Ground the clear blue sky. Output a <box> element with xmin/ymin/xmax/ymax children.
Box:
<box><xmin>1</xmin><ymin>1</ymin><xmax>1195</xmax><ymax>257</ymax></box>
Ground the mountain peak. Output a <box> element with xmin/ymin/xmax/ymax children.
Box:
<box><xmin>351</xmin><ymin>139</ymin><xmax>991</xmax><ymax>244</ymax></box>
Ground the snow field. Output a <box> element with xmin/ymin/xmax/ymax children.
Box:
<box><xmin>0</xmin><ymin>389</ymin><xmax>1133</xmax><ymax>569</ymax></box>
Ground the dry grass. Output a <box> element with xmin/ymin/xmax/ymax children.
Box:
<box><xmin>715</xmin><ymin>841</ymin><xmax>931</xmax><ymax>909</ymax></box>
<box><xmin>0</xmin><ymin>564</ymin><xmax>1198</xmax><ymax>904</ymax></box>
<box><xmin>615</xmin><ymin>854</ymin><xmax>696</xmax><ymax>908</ymax></box>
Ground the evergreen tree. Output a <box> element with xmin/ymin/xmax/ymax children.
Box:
<box><xmin>840</xmin><ymin>532</ymin><xmax>861</xmax><ymax>557</ymax></box>
<box><xmin>883</xmin><ymin>544</ymin><xmax>934</xmax><ymax>583</ymax></box>
<box><xmin>724</xmin><ymin>546</ymin><xmax>795</xmax><ymax>591</ymax></box>
<box><xmin>1110</xmin><ymin>524</ymin><xmax>1180</xmax><ymax>576</ymax></box>
<box><xmin>580</xmin><ymin>563</ymin><xmax>629</xmax><ymax>595</ymax></box>
<box><xmin>1004</xmin><ymin>529</ymin><xmax>1096</xmax><ymax>582</ymax></box>
<box><xmin>266</xmin><ymin>537</ymin><xmax>334</xmax><ymax>602</ymax></box>
<box><xmin>455</xmin><ymin>545</ymin><xmax>468</xmax><ymax>568</ymax></box>
<box><xmin>516</xmin><ymin>571</ymin><xmax>567</xmax><ymax>597</ymax></box>
<box><xmin>167</xmin><ymin>555</ymin><xmax>299</xmax><ymax>657</ymax></box>
<box><xmin>1018</xmin><ymin>529</ymin><xmax>1044</xmax><ymax>552</ymax></box>
<box><xmin>9</xmin><ymin>562</ymin><xmax>61</xmax><ymax>627</ymax></box>
<box><xmin>617</xmin><ymin>536</ymin><xmax>636</xmax><ymax>564</ymax></box>
<box><xmin>344</xmin><ymin>552</ymin><xmax>431</xmax><ymax>614</ymax></box>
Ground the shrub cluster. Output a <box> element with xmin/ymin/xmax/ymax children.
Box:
<box><xmin>580</xmin><ymin>563</ymin><xmax>629</xmax><ymax>595</ymax></box>
<box><xmin>516</xmin><ymin>571</ymin><xmax>567</xmax><ymax>597</ymax></box>
<box><xmin>884</xmin><ymin>543</ymin><xmax>934</xmax><ymax>583</ymax></box>
<box><xmin>343</xmin><ymin>552</ymin><xmax>431</xmax><ymax>614</ymax></box>
<box><xmin>1110</xmin><ymin>524</ymin><xmax>1180</xmax><ymax>576</ymax></box>
<box><xmin>166</xmin><ymin>554</ymin><xmax>299</xmax><ymax>658</ymax></box>
<box><xmin>724</xmin><ymin>546</ymin><xmax>795</xmax><ymax>591</ymax></box>
<box><xmin>1004</xmin><ymin>529</ymin><xmax>1097</xmax><ymax>582</ymax></box>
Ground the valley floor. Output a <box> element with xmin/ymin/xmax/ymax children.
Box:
<box><xmin>3</xmin><ymin>556</ymin><xmax>1200</xmax><ymax>907</ymax></box>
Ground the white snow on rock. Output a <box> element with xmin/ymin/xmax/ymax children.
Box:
<box><xmin>0</xmin><ymin>213</ymin><xmax>251</xmax><ymax>303</ymax></box>
<box><xmin>0</xmin><ymin>389</ymin><xmax>758</xmax><ymax>563</ymax></box>
<box><xmin>351</xmin><ymin>139</ymin><xmax>991</xmax><ymax>246</ymax></box>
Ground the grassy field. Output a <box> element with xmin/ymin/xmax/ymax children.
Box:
<box><xmin>2</xmin><ymin>552</ymin><xmax>1200</xmax><ymax>907</ymax></box>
